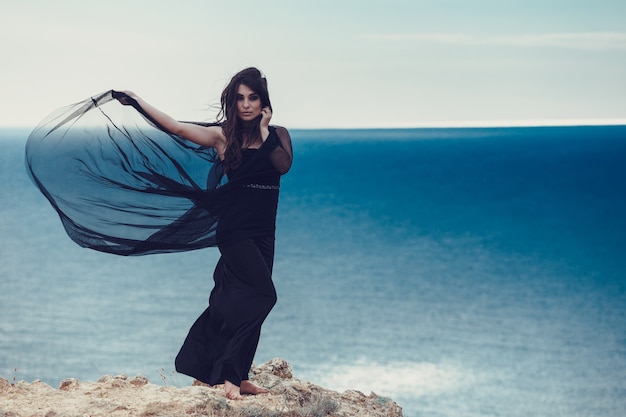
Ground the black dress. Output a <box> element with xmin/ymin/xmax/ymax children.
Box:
<box><xmin>175</xmin><ymin>129</ymin><xmax>292</xmax><ymax>386</ymax></box>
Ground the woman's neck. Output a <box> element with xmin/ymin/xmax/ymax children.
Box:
<box><xmin>237</xmin><ymin>120</ymin><xmax>261</xmax><ymax>147</ymax></box>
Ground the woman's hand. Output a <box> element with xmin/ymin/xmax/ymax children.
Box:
<box><xmin>112</xmin><ymin>90</ymin><xmax>137</xmax><ymax>106</ymax></box>
<box><xmin>260</xmin><ymin>106</ymin><xmax>272</xmax><ymax>129</ymax></box>
<box><xmin>260</xmin><ymin>106</ymin><xmax>272</xmax><ymax>141</ymax></box>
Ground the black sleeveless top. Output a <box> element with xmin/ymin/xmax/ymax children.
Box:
<box><xmin>216</xmin><ymin>129</ymin><xmax>282</xmax><ymax>246</ymax></box>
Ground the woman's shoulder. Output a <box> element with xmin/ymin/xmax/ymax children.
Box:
<box><xmin>271</xmin><ymin>125</ymin><xmax>290</xmax><ymax>137</ymax></box>
<box><xmin>204</xmin><ymin>123</ymin><xmax>227</xmax><ymax>142</ymax></box>
<box><xmin>174</xmin><ymin>122</ymin><xmax>225</xmax><ymax>150</ymax></box>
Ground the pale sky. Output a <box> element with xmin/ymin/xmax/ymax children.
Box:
<box><xmin>1</xmin><ymin>0</ymin><xmax>625</xmax><ymax>128</ymax></box>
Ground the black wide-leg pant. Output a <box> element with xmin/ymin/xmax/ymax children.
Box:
<box><xmin>175</xmin><ymin>235</ymin><xmax>277</xmax><ymax>386</ymax></box>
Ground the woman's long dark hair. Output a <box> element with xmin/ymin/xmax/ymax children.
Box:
<box><xmin>218</xmin><ymin>67</ymin><xmax>272</xmax><ymax>173</ymax></box>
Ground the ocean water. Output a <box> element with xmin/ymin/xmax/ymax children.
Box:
<box><xmin>1</xmin><ymin>126</ymin><xmax>625</xmax><ymax>417</ymax></box>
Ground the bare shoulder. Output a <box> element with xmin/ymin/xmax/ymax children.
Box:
<box><xmin>177</xmin><ymin>122</ymin><xmax>225</xmax><ymax>150</ymax></box>
<box><xmin>197</xmin><ymin>124</ymin><xmax>224</xmax><ymax>136</ymax></box>
<box><xmin>210</xmin><ymin>125</ymin><xmax>227</xmax><ymax>154</ymax></box>
<box><xmin>207</xmin><ymin>124</ymin><xmax>227</xmax><ymax>141</ymax></box>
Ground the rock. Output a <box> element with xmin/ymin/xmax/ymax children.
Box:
<box><xmin>0</xmin><ymin>377</ymin><xmax>10</xmax><ymax>393</ymax></box>
<box><xmin>129</xmin><ymin>375</ymin><xmax>149</xmax><ymax>387</ymax></box>
<box><xmin>0</xmin><ymin>359</ymin><xmax>403</xmax><ymax>417</ymax></box>
<box><xmin>254</xmin><ymin>357</ymin><xmax>293</xmax><ymax>379</ymax></box>
<box><xmin>58</xmin><ymin>378</ymin><xmax>79</xmax><ymax>391</ymax></box>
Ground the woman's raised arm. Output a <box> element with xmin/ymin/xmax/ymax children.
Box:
<box><xmin>114</xmin><ymin>91</ymin><xmax>224</xmax><ymax>149</ymax></box>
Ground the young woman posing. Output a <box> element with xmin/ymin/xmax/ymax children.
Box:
<box><xmin>118</xmin><ymin>67</ymin><xmax>293</xmax><ymax>400</ymax></box>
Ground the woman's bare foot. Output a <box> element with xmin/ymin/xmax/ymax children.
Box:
<box><xmin>224</xmin><ymin>380</ymin><xmax>243</xmax><ymax>400</ymax></box>
<box><xmin>240</xmin><ymin>380</ymin><xmax>269</xmax><ymax>395</ymax></box>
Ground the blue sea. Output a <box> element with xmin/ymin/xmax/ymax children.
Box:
<box><xmin>1</xmin><ymin>126</ymin><xmax>625</xmax><ymax>417</ymax></box>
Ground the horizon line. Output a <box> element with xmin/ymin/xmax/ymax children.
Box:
<box><xmin>291</xmin><ymin>118</ymin><xmax>626</xmax><ymax>129</ymax></box>
<box><xmin>2</xmin><ymin>118</ymin><xmax>625</xmax><ymax>131</ymax></box>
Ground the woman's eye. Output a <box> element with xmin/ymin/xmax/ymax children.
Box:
<box><xmin>250</xmin><ymin>95</ymin><xmax>259</xmax><ymax>101</ymax></box>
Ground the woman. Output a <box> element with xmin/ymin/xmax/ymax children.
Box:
<box><xmin>118</xmin><ymin>67</ymin><xmax>293</xmax><ymax>399</ymax></box>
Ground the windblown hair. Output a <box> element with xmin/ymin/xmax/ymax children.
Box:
<box><xmin>217</xmin><ymin>67</ymin><xmax>272</xmax><ymax>173</ymax></box>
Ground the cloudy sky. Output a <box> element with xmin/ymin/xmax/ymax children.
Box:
<box><xmin>1</xmin><ymin>0</ymin><xmax>625</xmax><ymax>128</ymax></box>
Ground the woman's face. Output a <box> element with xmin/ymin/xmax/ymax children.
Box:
<box><xmin>236</xmin><ymin>83</ymin><xmax>262</xmax><ymax>122</ymax></box>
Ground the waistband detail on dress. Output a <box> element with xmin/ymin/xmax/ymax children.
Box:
<box><xmin>243</xmin><ymin>183</ymin><xmax>280</xmax><ymax>190</ymax></box>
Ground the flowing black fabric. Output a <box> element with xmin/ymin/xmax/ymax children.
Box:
<box><xmin>25</xmin><ymin>90</ymin><xmax>229</xmax><ymax>255</ymax></box>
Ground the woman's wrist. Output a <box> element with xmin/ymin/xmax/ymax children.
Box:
<box><xmin>261</xmin><ymin>126</ymin><xmax>270</xmax><ymax>141</ymax></box>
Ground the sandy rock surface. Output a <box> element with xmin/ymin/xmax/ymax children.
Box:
<box><xmin>0</xmin><ymin>359</ymin><xmax>403</xmax><ymax>417</ymax></box>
